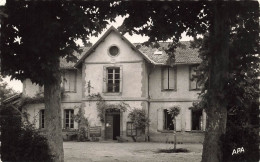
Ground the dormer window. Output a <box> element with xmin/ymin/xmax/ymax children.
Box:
<box><xmin>154</xmin><ymin>50</ymin><xmax>163</xmax><ymax>55</ymax></box>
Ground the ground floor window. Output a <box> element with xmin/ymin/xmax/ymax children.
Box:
<box><xmin>192</xmin><ymin>109</ymin><xmax>203</xmax><ymax>130</ymax></box>
<box><xmin>164</xmin><ymin>109</ymin><xmax>174</xmax><ymax>130</ymax></box>
<box><xmin>64</xmin><ymin>109</ymin><xmax>74</xmax><ymax>129</ymax></box>
<box><xmin>126</xmin><ymin>122</ymin><xmax>137</xmax><ymax>136</ymax></box>
<box><xmin>39</xmin><ymin>109</ymin><xmax>45</xmax><ymax>129</ymax></box>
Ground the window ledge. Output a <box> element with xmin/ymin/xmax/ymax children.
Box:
<box><xmin>63</xmin><ymin>91</ymin><xmax>77</xmax><ymax>93</ymax></box>
<box><xmin>190</xmin><ymin>130</ymin><xmax>204</xmax><ymax>133</ymax></box>
<box><xmin>157</xmin><ymin>130</ymin><xmax>181</xmax><ymax>133</ymax></box>
<box><xmin>103</xmin><ymin>92</ymin><xmax>122</xmax><ymax>96</ymax></box>
<box><xmin>161</xmin><ymin>89</ymin><xmax>177</xmax><ymax>92</ymax></box>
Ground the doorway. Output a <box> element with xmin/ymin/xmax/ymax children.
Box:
<box><xmin>105</xmin><ymin>109</ymin><xmax>120</xmax><ymax>140</ymax></box>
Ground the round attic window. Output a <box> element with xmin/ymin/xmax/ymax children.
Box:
<box><xmin>108</xmin><ymin>45</ymin><xmax>119</xmax><ymax>56</ymax></box>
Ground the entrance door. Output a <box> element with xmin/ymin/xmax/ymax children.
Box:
<box><xmin>105</xmin><ymin>110</ymin><xmax>120</xmax><ymax>140</ymax></box>
<box><xmin>105</xmin><ymin>115</ymin><xmax>113</xmax><ymax>140</ymax></box>
<box><xmin>113</xmin><ymin>114</ymin><xmax>120</xmax><ymax>140</ymax></box>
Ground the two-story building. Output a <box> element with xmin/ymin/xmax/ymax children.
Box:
<box><xmin>22</xmin><ymin>26</ymin><xmax>206</xmax><ymax>143</ymax></box>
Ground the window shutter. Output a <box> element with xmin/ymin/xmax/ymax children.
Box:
<box><xmin>103</xmin><ymin>66</ymin><xmax>107</xmax><ymax>92</ymax></box>
<box><xmin>69</xmin><ymin>71</ymin><xmax>76</xmax><ymax>92</ymax></box>
<box><xmin>157</xmin><ymin>109</ymin><xmax>164</xmax><ymax>131</ymax></box>
<box><xmin>39</xmin><ymin>110</ymin><xmax>42</xmax><ymax>129</ymax></box>
<box><xmin>61</xmin><ymin>73</ymin><xmax>64</xmax><ymax>88</ymax></box>
<box><xmin>203</xmin><ymin>110</ymin><xmax>206</xmax><ymax>131</ymax></box>
<box><xmin>169</xmin><ymin>68</ymin><xmax>175</xmax><ymax>89</ymax></box>
<box><xmin>175</xmin><ymin>114</ymin><xmax>181</xmax><ymax>131</ymax></box>
<box><xmin>63</xmin><ymin>110</ymin><xmax>66</xmax><ymax>129</ymax></box>
<box><xmin>190</xmin><ymin>67</ymin><xmax>196</xmax><ymax>90</ymax></box>
<box><xmin>162</xmin><ymin>68</ymin><xmax>168</xmax><ymax>89</ymax></box>
<box><xmin>64</xmin><ymin>72</ymin><xmax>70</xmax><ymax>91</ymax></box>
<box><xmin>185</xmin><ymin>109</ymin><xmax>191</xmax><ymax>131</ymax></box>
<box><xmin>120</xmin><ymin>66</ymin><xmax>123</xmax><ymax>93</ymax></box>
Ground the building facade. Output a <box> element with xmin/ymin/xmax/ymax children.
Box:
<box><xmin>23</xmin><ymin>26</ymin><xmax>205</xmax><ymax>143</ymax></box>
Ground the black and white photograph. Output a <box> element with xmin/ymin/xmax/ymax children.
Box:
<box><xmin>0</xmin><ymin>1</ymin><xmax>259</xmax><ymax>162</ymax></box>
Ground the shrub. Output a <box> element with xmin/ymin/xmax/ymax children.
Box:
<box><xmin>0</xmin><ymin>105</ymin><xmax>52</xmax><ymax>161</ymax></box>
<box><xmin>128</xmin><ymin>108</ymin><xmax>149</xmax><ymax>133</ymax></box>
<box><xmin>73</xmin><ymin>107</ymin><xmax>89</xmax><ymax>141</ymax></box>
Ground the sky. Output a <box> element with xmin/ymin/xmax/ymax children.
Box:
<box><xmin>1</xmin><ymin>2</ymin><xmax>193</xmax><ymax>93</ymax></box>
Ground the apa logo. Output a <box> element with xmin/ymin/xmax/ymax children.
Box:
<box><xmin>232</xmin><ymin>147</ymin><xmax>245</xmax><ymax>155</ymax></box>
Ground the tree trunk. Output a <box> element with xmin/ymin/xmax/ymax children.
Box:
<box><xmin>44</xmin><ymin>59</ymin><xmax>64</xmax><ymax>162</ymax></box>
<box><xmin>202</xmin><ymin>2</ymin><xmax>230</xmax><ymax>162</ymax></box>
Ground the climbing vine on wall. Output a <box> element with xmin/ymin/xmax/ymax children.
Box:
<box><xmin>89</xmin><ymin>93</ymin><xmax>129</xmax><ymax>122</ymax></box>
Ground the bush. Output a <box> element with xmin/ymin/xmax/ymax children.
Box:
<box><xmin>0</xmin><ymin>105</ymin><xmax>52</xmax><ymax>161</ymax></box>
<box><xmin>128</xmin><ymin>108</ymin><xmax>149</xmax><ymax>133</ymax></box>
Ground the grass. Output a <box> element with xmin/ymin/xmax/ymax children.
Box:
<box><xmin>157</xmin><ymin>148</ymin><xmax>189</xmax><ymax>153</ymax></box>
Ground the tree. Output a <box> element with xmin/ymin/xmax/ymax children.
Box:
<box><xmin>0</xmin><ymin>76</ymin><xmax>17</xmax><ymax>101</ymax></box>
<box><xmin>167</xmin><ymin>106</ymin><xmax>180</xmax><ymax>150</ymax></box>
<box><xmin>114</xmin><ymin>1</ymin><xmax>258</xmax><ymax>162</ymax></box>
<box><xmin>1</xmin><ymin>1</ymin><xmax>116</xmax><ymax>161</ymax></box>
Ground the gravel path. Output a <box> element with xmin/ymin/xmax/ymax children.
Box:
<box><xmin>64</xmin><ymin>142</ymin><xmax>202</xmax><ymax>162</ymax></box>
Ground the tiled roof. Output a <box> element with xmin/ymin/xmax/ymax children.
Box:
<box><xmin>60</xmin><ymin>46</ymin><xmax>90</xmax><ymax>68</ymax></box>
<box><xmin>135</xmin><ymin>41</ymin><xmax>201</xmax><ymax>65</ymax></box>
<box><xmin>73</xmin><ymin>26</ymin><xmax>201</xmax><ymax>67</ymax></box>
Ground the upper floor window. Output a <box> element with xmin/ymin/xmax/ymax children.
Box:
<box><xmin>161</xmin><ymin>67</ymin><xmax>177</xmax><ymax>90</ymax></box>
<box><xmin>39</xmin><ymin>109</ymin><xmax>45</xmax><ymax>129</ymax></box>
<box><xmin>103</xmin><ymin>66</ymin><xmax>122</xmax><ymax>94</ymax></box>
<box><xmin>64</xmin><ymin>109</ymin><xmax>74</xmax><ymax>129</ymax></box>
<box><xmin>190</xmin><ymin>65</ymin><xmax>202</xmax><ymax>90</ymax></box>
<box><xmin>62</xmin><ymin>70</ymin><xmax>77</xmax><ymax>92</ymax></box>
<box><xmin>107</xmin><ymin>67</ymin><xmax>120</xmax><ymax>92</ymax></box>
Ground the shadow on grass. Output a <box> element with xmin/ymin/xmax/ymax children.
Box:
<box><xmin>157</xmin><ymin>148</ymin><xmax>189</xmax><ymax>153</ymax></box>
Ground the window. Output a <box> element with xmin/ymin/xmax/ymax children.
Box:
<box><xmin>191</xmin><ymin>109</ymin><xmax>203</xmax><ymax>131</ymax></box>
<box><xmin>107</xmin><ymin>67</ymin><xmax>120</xmax><ymax>93</ymax></box>
<box><xmin>62</xmin><ymin>70</ymin><xmax>76</xmax><ymax>92</ymax></box>
<box><xmin>39</xmin><ymin>110</ymin><xmax>45</xmax><ymax>129</ymax></box>
<box><xmin>190</xmin><ymin>65</ymin><xmax>202</xmax><ymax>90</ymax></box>
<box><xmin>108</xmin><ymin>45</ymin><xmax>119</xmax><ymax>56</ymax></box>
<box><xmin>162</xmin><ymin>67</ymin><xmax>176</xmax><ymax>90</ymax></box>
<box><xmin>164</xmin><ymin>109</ymin><xmax>175</xmax><ymax>130</ymax></box>
<box><xmin>64</xmin><ymin>109</ymin><xmax>74</xmax><ymax>129</ymax></box>
<box><xmin>127</xmin><ymin>122</ymin><xmax>137</xmax><ymax>136</ymax></box>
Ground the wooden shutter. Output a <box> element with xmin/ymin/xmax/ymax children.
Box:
<box><xmin>185</xmin><ymin>109</ymin><xmax>191</xmax><ymax>131</ymax></box>
<box><xmin>39</xmin><ymin>110</ymin><xmax>42</xmax><ymax>129</ymax></box>
<box><xmin>203</xmin><ymin>110</ymin><xmax>206</xmax><ymax>131</ymax></box>
<box><xmin>175</xmin><ymin>114</ymin><xmax>181</xmax><ymax>131</ymax></box>
<box><xmin>190</xmin><ymin>66</ymin><xmax>196</xmax><ymax>90</ymax></box>
<box><xmin>157</xmin><ymin>109</ymin><xmax>164</xmax><ymax>131</ymax></box>
<box><xmin>169</xmin><ymin>67</ymin><xmax>176</xmax><ymax>90</ymax></box>
<box><xmin>103</xmin><ymin>66</ymin><xmax>107</xmax><ymax>92</ymax></box>
<box><xmin>119</xmin><ymin>66</ymin><xmax>123</xmax><ymax>93</ymax></box>
<box><xmin>64</xmin><ymin>72</ymin><xmax>70</xmax><ymax>91</ymax></box>
<box><xmin>162</xmin><ymin>68</ymin><xmax>168</xmax><ymax>90</ymax></box>
<box><xmin>69</xmin><ymin>71</ymin><xmax>76</xmax><ymax>92</ymax></box>
<box><xmin>63</xmin><ymin>109</ymin><xmax>66</xmax><ymax>129</ymax></box>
